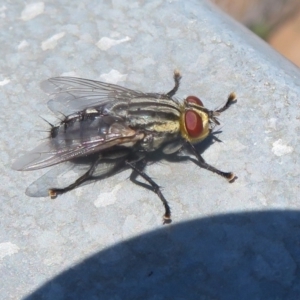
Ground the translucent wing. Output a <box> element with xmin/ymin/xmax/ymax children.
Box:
<box><xmin>26</xmin><ymin>161</ymin><xmax>86</xmax><ymax>197</ymax></box>
<box><xmin>12</xmin><ymin>121</ymin><xmax>143</xmax><ymax>171</ymax></box>
<box><xmin>41</xmin><ymin>77</ymin><xmax>148</xmax><ymax>115</ymax></box>
<box><xmin>25</xmin><ymin>157</ymin><xmax>126</xmax><ymax>197</ymax></box>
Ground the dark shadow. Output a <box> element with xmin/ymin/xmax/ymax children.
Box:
<box><xmin>142</xmin><ymin>131</ymin><xmax>220</xmax><ymax>167</ymax></box>
<box><xmin>26</xmin><ymin>133</ymin><xmax>218</xmax><ymax>197</ymax></box>
<box><xmin>25</xmin><ymin>210</ymin><xmax>300</xmax><ymax>300</ymax></box>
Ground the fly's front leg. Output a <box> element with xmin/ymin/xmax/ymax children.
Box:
<box><xmin>49</xmin><ymin>156</ymin><xmax>102</xmax><ymax>198</ymax></box>
<box><xmin>166</xmin><ymin>70</ymin><xmax>181</xmax><ymax>98</ymax></box>
<box><xmin>126</xmin><ymin>160</ymin><xmax>171</xmax><ymax>224</ymax></box>
<box><xmin>187</xmin><ymin>142</ymin><xmax>236</xmax><ymax>182</ymax></box>
<box><xmin>215</xmin><ymin>92</ymin><xmax>237</xmax><ymax>113</ymax></box>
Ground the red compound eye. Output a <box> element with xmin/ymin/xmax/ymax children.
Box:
<box><xmin>185</xmin><ymin>110</ymin><xmax>203</xmax><ymax>138</ymax></box>
<box><xmin>186</xmin><ymin>96</ymin><xmax>203</xmax><ymax>106</ymax></box>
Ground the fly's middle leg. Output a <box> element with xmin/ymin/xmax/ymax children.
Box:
<box><xmin>48</xmin><ymin>156</ymin><xmax>102</xmax><ymax>198</ymax></box>
<box><xmin>126</xmin><ymin>160</ymin><xmax>171</xmax><ymax>224</ymax></box>
<box><xmin>188</xmin><ymin>142</ymin><xmax>236</xmax><ymax>182</ymax></box>
<box><xmin>166</xmin><ymin>70</ymin><xmax>181</xmax><ymax>98</ymax></box>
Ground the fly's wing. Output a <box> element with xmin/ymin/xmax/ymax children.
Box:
<box><xmin>41</xmin><ymin>77</ymin><xmax>149</xmax><ymax>115</ymax></box>
<box><xmin>26</xmin><ymin>161</ymin><xmax>85</xmax><ymax>197</ymax></box>
<box><xmin>12</xmin><ymin>120</ymin><xmax>144</xmax><ymax>171</ymax></box>
<box><xmin>26</xmin><ymin>156</ymin><xmax>127</xmax><ymax>197</ymax></box>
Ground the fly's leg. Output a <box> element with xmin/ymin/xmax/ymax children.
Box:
<box><xmin>48</xmin><ymin>156</ymin><xmax>102</xmax><ymax>198</ymax></box>
<box><xmin>166</xmin><ymin>70</ymin><xmax>181</xmax><ymax>98</ymax></box>
<box><xmin>215</xmin><ymin>92</ymin><xmax>237</xmax><ymax>113</ymax></box>
<box><xmin>129</xmin><ymin>160</ymin><xmax>154</xmax><ymax>192</ymax></box>
<box><xmin>187</xmin><ymin>142</ymin><xmax>236</xmax><ymax>182</ymax></box>
<box><xmin>126</xmin><ymin>160</ymin><xmax>171</xmax><ymax>224</ymax></box>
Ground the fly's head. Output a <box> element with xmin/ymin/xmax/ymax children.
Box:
<box><xmin>180</xmin><ymin>93</ymin><xmax>236</xmax><ymax>144</ymax></box>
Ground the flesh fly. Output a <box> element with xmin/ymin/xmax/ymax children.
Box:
<box><xmin>12</xmin><ymin>71</ymin><xmax>237</xmax><ymax>223</ymax></box>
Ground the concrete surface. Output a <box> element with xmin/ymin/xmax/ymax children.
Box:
<box><xmin>1</xmin><ymin>0</ymin><xmax>300</xmax><ymax>299</ymax></box>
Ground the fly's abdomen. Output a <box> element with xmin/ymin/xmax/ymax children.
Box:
<box><xmin>50</xmin><ymin>109</ymin><xmax>117</xmax><ymax>147</ymax></box>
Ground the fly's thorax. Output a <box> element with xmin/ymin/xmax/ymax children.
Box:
<box><xmin>180</xmin><ymin>96</ymin><xmax>210</xmax><ymax>144</ymax></box>
<box><xmin>140</xmin><ymin>131</ymin><xmax>181</xmax><ymax>152</ymax></box>
<box><xmin>114</xmin><ymin>96</ymin><xmax>182</xmax><ymax>152</ymax></box>
<box><xmin>126</xmin><ymin>97</ymin><xmax>181</xmax><ymax>120</ymax></box>
<box><xmin>126</xmin><ymin>97</ymin><xmax>181</xmax><ymax>143</ymax></box>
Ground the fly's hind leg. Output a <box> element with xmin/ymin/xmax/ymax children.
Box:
<box><xmin>166</xmin><ymin>70</ymin><xmax>181</xmax><ymax>98</ymax></box>
<box><xmin>49</xmin><ymin>156</ymin><xmax>102</xmax><ymax>198</ymax></box>
<box><xmin>126</xmin><ymin>160</ymin><xmax>171</xmax><ymax>224</ymax></box>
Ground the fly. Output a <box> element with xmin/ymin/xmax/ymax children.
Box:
<box><xmin>12</xmin><ymin>71</ymin><xmax>237</xmax><ymax>224</ymax></box>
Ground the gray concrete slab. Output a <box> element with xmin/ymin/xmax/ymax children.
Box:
<box><xmin>1</xmin><ymin>0</ymin><xmax>300</xmax><ymax>299</ymax></box>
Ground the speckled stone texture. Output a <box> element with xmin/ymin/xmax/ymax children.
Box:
<box><xmin>1</xmin><ymin>1</ymin><xmax>300</xmax><ymax>299</ymax></box>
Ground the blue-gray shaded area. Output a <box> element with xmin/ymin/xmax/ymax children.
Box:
<box><xmin>1</xmin><ymin>0</ymin><xmax>300</xmax><ymax>299</ymax></box>
<box><xmin>25</xmin><ymin>211</ymin><xmax>300</xmax><ymax>300</ymax></box>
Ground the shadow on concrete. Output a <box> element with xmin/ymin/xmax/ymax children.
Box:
<box><xmin>24</xmin><ymin>132</ymin><xmax>219</xmax><ymax>198</ymax></box>
<box><xmin>25</xmin><ymin>210</ymin><xmax>300</xmax><ymax>300</ymax></box>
